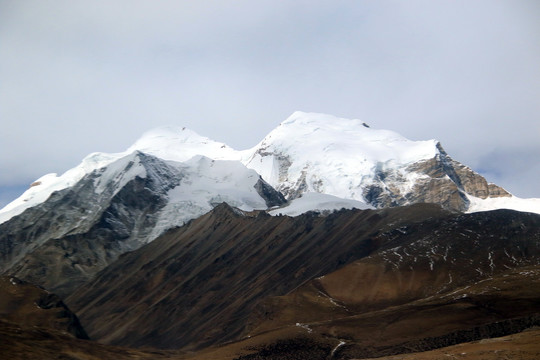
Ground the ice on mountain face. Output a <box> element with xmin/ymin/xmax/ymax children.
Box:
<box><xmin>143</xmin><ymin>155</ymin><xmax>276</xmax><ymax>241</ymax></box>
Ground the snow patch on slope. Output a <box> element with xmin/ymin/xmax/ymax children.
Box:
<box><xmin>150</xmin><ymin>156</ymin><xmax>272</xmax><ymax>239</ymax></box>
<box><xmin>269</xmin><ymin>192</ymin><xmax>373</xmax><ymax>217</ymax></box>
<box><xmin>466</xmin><ymin>194</ymin><xmax>540</xmax><ymax>215</ymax></box>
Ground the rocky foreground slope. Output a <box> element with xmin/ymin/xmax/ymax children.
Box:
<box><xmin>65</xmin><ymin>204</ymin><xmax>540</xmax><ymax>357</ymax></box>
<box><xmin>0</xmin><ymin>204</ymin><xmax>538</xmax><ymax>359</ymax></box>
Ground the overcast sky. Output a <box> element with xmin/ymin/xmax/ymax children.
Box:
<box><xmin>1</xmin><ymin>0</ymin><xmax>539</xmax><ymax>208</ymax></box>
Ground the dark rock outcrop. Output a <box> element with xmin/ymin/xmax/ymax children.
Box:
<box><xmin>0</xmin><ymin>276</ymin><xmax>88</xmax><ymax>339</ymax></box>
<box><xmin>0</xmin><ymin>152</ymin><xmax>183</xmax><ymax>296</ymax></box>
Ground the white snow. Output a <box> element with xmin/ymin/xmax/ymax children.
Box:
<box><xmin>295</xmin><ymin>322</ymin><xmax>313</xmax><ymax>333</ymax></box>
<box><xmin>268</xmin><ymin>192</ymin><xmax>372</xmax><ymax>217</ymax></box>
<box><xmin>466</xmin><ymin>194</ymin><xmax>540</xmax><ymax>215</ymax></box>
<box><xmin>148</xmin><ymin>156</ymin><xmax>271</xmax><ymax>241</ymax></box>
<box><xmin>0</xmin><ymin>126</ymin><xmax>241</xmax><ymax>225</ymax></box>
<box><xmin>92</xmin><ymin>152</ymin><xmax>148</xmax><ymax>196</ymax></box>
<box><xmin>126</xmin><ymin>126</ymin><xmax>238</xmax><ymax>162</ymax></box>
<box><xmin>330</xmin><ymin>341</ymin><xmax>346</xmax><ymax>358</ymax></box>
<box><xmin>242</xmin><ymin>111</ymin><xmax>440</xmax><ymax>202</ymax></box>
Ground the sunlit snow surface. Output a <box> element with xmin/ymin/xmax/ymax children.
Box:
<box><xmin>466</xmin><ymin>194</ymin><xmax>540</xmax><ymax>214</ymax></box>
<box><xmin>2</xmin><ymin>111</ymin><xmax>540</xmax><ymax>225</ymax></box>
<box><xmin>126</xmin><ymin>126</ymin><xmax>239</xmax><ymax>162</ymax></box>
<box><xmin>242</xmin><ymin>111</ymin><xmax>440</xmax><ymax>200</ymax></box>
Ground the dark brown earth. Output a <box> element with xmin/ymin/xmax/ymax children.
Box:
<box><xmin>0</xmin><ymin>320</ymin><xmax>185</xmax><ymax>360</ymax></box>
<box><xmin>0</xmin><ymin>276</ymin><xmax>87</xmax><ymax>339</ymax></box>
<box><xmin>65</xmin><ymin>204</ymin><xmax>540</xmax><ymax>357</ymax></box>
<box><xmin>236</xmin><ymin>265</ymin><xmax>540</xmax><ymax>359</ymax></box>
<box><xmin>1</xmin><ymin>204</ymin><xmax>539</xmax><ymax>359</ymax></box>
<box><xmin>66</xmin><ymin>203</ymin><xmax>453</xmax><ymax>350</ymax></box>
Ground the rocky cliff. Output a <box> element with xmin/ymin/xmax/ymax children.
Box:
<box><xmin>0</xmin><ymin>152</ymin><xmax>284</xmax><ymax>296</ymax></box>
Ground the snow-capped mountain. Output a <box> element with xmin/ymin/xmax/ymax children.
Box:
<box><xmin>3</xmin><ymin>111</ymin><xmax>540</xmax><ymax>358</ymax></box>
<box><xmin>0</xmin><ymin>150</ymin><xmax>284</xmax><ymax>295</ymax></box>
<box><xmin>242</xmin><ymin>112</ymin><xmax>537</xmax><ymax>213</ymax></box>
<box><xmin>98</xmin><ymin>111</ymin><xmax>540</xmax><ymax>214</ymax></box>
<box><xmin>0</xmin><ymin>130</ymin><xmax>276</xmax><ymax>226</ymax></box>
<box><xmin>243</xmin><ymin>112</ymin><xmax>439</xmax><ymax>198</ymax></box>
<box><xmin>2</xmin><ymin>111</ymin><xmax>539</xmax><ymax>228</ymax></box>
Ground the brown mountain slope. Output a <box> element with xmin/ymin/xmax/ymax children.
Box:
<box><xmin>0</xmin><ymin>320</ymin><xmax>187</xmax><ymax>360</ymax></box>
<box><xmin>253</xmin><ymin>208</ymin><xmax>540</xmax><ymax>332</ymax></box>
<box><xmin>67</xmin><ymin>203</ymin><xmax>451</xmax><ymax>350</ymax></box>
<box><xmin>236</xmin><ymin>265</ymin><xmax>540</xmax><ymax>359</ymax></box>
<box><xmin>200</xmin><ymin>326</ymin><xmax>540</xmax><ymax>360</ymax></box>
<box><xmin>67</xmin><ymin>204</ymin><xmax>540</xmax><ymax>355</ymax></box>
<box><xmin>0</xmin><ymin>276</ymin><xmax>88</xmax><ymax>339</ymax></box>
<box><xmin>0</xmin><ymin>275</ymin><xmax>186</xmax><ymax>359</ymax></box>
<box><xmin>235</xmin><ymin>209</ymin><xmax>540</xmax><ymax>359</ymax></box>
<box><xmin>357</xmin><ymin>328</ymin><xmax>540</xmax><ymax>360</ymax></box>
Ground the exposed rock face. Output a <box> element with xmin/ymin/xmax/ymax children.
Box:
<box><xmin>0</xmin><ymin>152</ymin><xmax>285</xmax><ymax>297</ymax></box>
<box><xmin>67</xmin><ymin>203</ymin><xmax>451</xmax><ymax>350</ymax></box>
<box><xmin>0</xmin><ymin>152</ymin><xmax>181</xmax><ymax>296</ymax></box>
<box><xmin>253</xmin><ymin>178</ymin><xmax>287</xmax><ymax>207</ymax></box>
<box><xmin>363</xmin><ymin>143</ymin><xmax>510</xmax><ymax>212</ymax></box>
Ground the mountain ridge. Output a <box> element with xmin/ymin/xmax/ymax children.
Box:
<box><xmin>0</xmin><ymin>152</ymin><xmax>284</xmax><ymax>296</ymax></box>
<box><xmin>0</xmin><ymin>112</ymin><xmax>539</xmax><ymax>358</ymax></box>
<box><xmin>64</xmin><ymin>203</ymin><xmax>540</xmax><ymax>353</ymax></box>
<box><xmin>2</xmin><ymin>111</ymin><xmax>538</xmax><ymax>225</ymax></box>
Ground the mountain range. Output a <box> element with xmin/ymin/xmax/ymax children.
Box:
<box><xmin>0</xmin><ymin>111</ymin><xmax>539</xmax><ymax>359</ymax></box>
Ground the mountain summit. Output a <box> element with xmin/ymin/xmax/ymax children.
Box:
<box><xmin>243</xmin><ymin>112</ymin><xmax>504</xmax><ymax>211</ymax></box>
<box><xmin>243</xmin><ymin>112</ymin><xmax>540</xmax><ymax>213</ymax></box>
<box><xmin>0</xmin><ymin>151</ymin><xmax>284</xmax><ymax>295</ymax></box>
<box><xmin>1</xmin><ymin>111</ymin><xmax>539</xmax><ymax>226</ymax></box>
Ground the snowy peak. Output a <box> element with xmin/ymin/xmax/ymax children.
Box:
<box><xmin>127</xmin><ymin>126</ymin><xmax>238</xmax><ymax>162</ymax></box>
<box><xmin>259</xmin><ymin>111</ymin><xmax>438</xmax><ymax>164</ymax></box>
<box><xmin>243</xmin><ymin>111</ymin><xmax>441</xmax><ymax>202</ymax></box>
<box><xmin>240</xmin><ymin>112</ymin><xmax>540</xmax><ymax>214</ymax></box>
<box><xmin>0</xmin><ymin>150</ymin><xmax>285</xmax><ymax>294</ymax></box>
<box><xmin>1</xmin><ymin>111</ymin><xmax>538</xmax><ymax>222</ymax></box>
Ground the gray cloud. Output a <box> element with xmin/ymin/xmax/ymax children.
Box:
<box><xmin>1</xmin><ymin>0</ymin><xmax>539</xmax><ymax>208</ymax></box>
